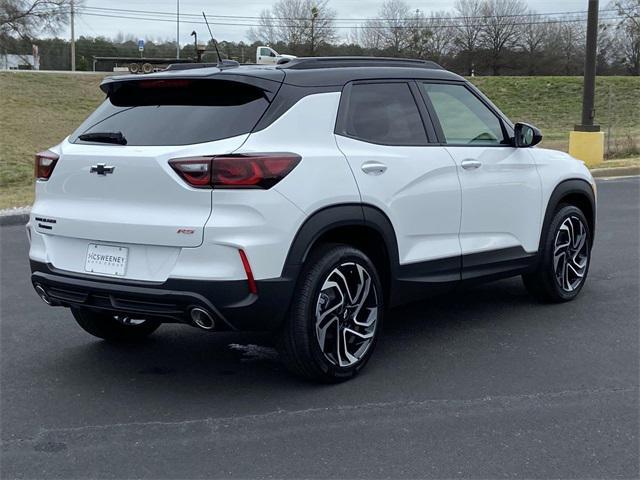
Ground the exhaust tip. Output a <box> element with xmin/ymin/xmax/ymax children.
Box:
<box><xmin>34</xmin><ymin>284</ymin><xmax>53</xmax><ymax>305</ymax></box>
<box><xmin>190</xmin><ymin>307</ymin><xmax>215</xmax><ymax>330</ymax></box>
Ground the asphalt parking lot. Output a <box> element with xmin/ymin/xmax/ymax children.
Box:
<box><xmin>1</xmin><ymin>177</ymin><xmax>638</xmax><ymax>479</ymax></box>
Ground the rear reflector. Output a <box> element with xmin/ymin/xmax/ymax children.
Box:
<box><xmin>35</xmin><ymin>150</ymin><xmax>59</xmax><ymax>180</ymax></box>
<box><xmin>169</xmin><ymin>153</ymin><xmax>300</xmax><ymax>189</ymax></box>
<box><xmin>238</xmin><ymin>250</ymin><xmax>257</xmax><ymax>294</ymax></box>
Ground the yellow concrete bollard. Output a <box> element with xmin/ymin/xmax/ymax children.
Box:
<box><xmin>568</xmin><ymin>131</ymin><xmax>605</xmax><ymax>168</ymax></box>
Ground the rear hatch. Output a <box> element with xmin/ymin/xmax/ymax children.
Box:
<box><xmin>31</xmin><ymin>72</ymin><xmax>282</xmax><ymax>278</ymax></box>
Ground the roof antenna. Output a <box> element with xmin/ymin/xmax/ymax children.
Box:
<box><xmin>202</xmin><ymin>11</ymin><xmax>222</xmax><ymax>64</ymax></box>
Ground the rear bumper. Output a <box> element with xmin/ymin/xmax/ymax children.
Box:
<box><xmin>30</xmin><ymin>261</ymin><xmax>295</xmax><ymax>332</ymax></box>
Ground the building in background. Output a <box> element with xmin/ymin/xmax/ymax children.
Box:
<box><xmin>1</xmin><ymin>45</ymin><xmax>40</xmax><ymax>70</ymax></box>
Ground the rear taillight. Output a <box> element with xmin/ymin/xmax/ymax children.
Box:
<box><xmin>168</xmin><ymin>157</ymin><xmax>212</xmax><ymax>188</ymax></box>
<box><xmin>35</xmin><ymin>150</ymin><xmax>59</xmax><ymax>180</ymax></box>
<box><xmin>169</xmin><ymin>153</ymin><xmax>300</xmax><ymax>189</ymax></box>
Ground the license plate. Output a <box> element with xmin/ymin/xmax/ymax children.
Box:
<box><xmin>85</xmin><ymin>244</ymin><xmax>128</xmax><ymax>276</ymax></box>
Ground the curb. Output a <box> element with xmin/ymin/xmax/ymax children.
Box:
<box><xmin>591</xmin><ymin>166</ymin><xmax>640</xmax><ymax>178</ymax></box>
<box><xmin>0</xmin><ymin>212</ymin><xmax>30</xmax><ymax>227</ymax></box>
<box><xmin>0</xmin><ymin>207</ymin><xmax>30</xmax><ymax>227</ymax></box>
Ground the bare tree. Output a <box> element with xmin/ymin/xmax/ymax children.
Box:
<box><xmin>610</xmin><ymin>0</ymin><xmax>640</xmax><ymax>74</ymax></box>
<box><xmin>0</xmin><ymin>0</ymin><xmax>75</xmax><ymax>41</ymax></box>
<box><xmin>424</xmin><ymin>11</ymin><xmax>455</xmax><ymax>65</ymax></box>
<box><xmin>247</xmin><ymin>0</ymin><xmax>336</xmax><ymax>54</ymax></box>
<box><xmin>359</xmin><ymin>0</ymin><xmax>412</xmax><ymax>56</ymax></box>
<box><xmin>480</xmin><ymin>0</ymin><xmax>527</xmax><ymax>75</ymax></box>
<box><xmin>546</xmin><ymin>16</ymin><xmax>586</xmax><ymax>75</ymax></box>
<box><xmin>519</xmin><ymin>12</ymin><xmax>551</xmax><ymax>75</ymax></box>
<box><xmin>453</xmin><ymin>0</ymin><xmax>483</xmax><ymax>74</ymax></box>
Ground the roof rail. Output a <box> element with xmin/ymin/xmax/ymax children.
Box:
<box><xmin>277</xmin><ymin>56</ymin><xmax>443</xmax><ymax>70</ymax></box>
<box><xmin>165</xmin><ymin>59</ymin><xmax>239</xmax><ymax>71</ymax></box>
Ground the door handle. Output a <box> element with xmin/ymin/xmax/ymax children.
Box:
<box><xmin>361</xmin><ymin>162</ymin><xmax>387</xmax><ymax>176</ymax></box>
<box><xmin>461</xmin><ymin>159</ymin><xmax>482</xmax><ymax>170</ymax></box>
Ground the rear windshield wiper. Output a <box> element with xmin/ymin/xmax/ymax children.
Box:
<box><xmin>78</xmin><ymin>131</ymin><xmax>127</xmax><ymax>145</ymax></box>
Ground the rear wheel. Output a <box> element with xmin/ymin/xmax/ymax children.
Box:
<box><xmin>71</xmin><ymin>308</ymin><xmax>161</xmax><ymax>342</ymax></box>
<box><xmin>523</xmin><ymin>204</ymin><xmax>591</xmax><ymax>303</ymax></box>
<box><xmin>278</xmin><ymin>244</ymin><xmax>383</xmax><ymax>382</ymax></box>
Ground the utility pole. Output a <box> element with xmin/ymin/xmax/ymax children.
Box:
<box><xmin>568</xmin><ymin>0</ymin><xmax>604</xmax><ymax>168</ymax></box>
<box><xmin>70</xmin><ymin>0</ymin><xmax>75</xmax><ymax>71</ymax></box>
<box><xmin>176</xmin><ymin>0</ymin><xmax>180</xmax><ymax>59</ymax></box>
<box><xmin>577</xmin><ymin>0</ymin><xmax>600</xmax><ymax>131</ymax></box>
<box><xmin>310</xmin><ymin>6</ymin><xmax>318</xmax><ymax>56</ymax></box>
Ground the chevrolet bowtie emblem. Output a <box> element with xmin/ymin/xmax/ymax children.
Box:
<box><xmin>90</xmin><ymin>163</ymin><xmax>115</xmax><ymax>175</ymax></box>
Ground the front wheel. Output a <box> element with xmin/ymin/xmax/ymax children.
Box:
<box><xmin>72</xmin><ymin>308</ymin><xmax>161</xmax><ymax>342</ymax></box>
<box><xmin>523</xmin><ymin>204</ymin><xmax>592</xmax><ymax>303</ymax></box>
<box><xmin>278</xmin><ymin>244</ymin><xmax>384</xmax><ymax>382</ymax></box>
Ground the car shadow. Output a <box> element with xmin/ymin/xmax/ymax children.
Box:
<box><xmin>47</xmin><ymin>277</ymin><xmax>540</xmax><ymax>389</ymax></box>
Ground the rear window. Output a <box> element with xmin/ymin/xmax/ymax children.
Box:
<box><xmin>71</xmin><ymin>79</ymin><xmax>269</xmax><ymax>146</ymax></box>
<box><xmin>343</xmin><ymin>82</ymin><xmax>428</xmax><ymax>146</ymax></box>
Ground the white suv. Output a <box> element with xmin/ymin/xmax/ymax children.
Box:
<box><xmin>29</xmin><ymin>57</ymin><xmax>596</xmax><ymax>382</ymax></box>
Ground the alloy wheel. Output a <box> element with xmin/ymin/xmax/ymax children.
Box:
<box><xmin>314</xmin><ymin>262</ymin><xmax>379</xmax><ymax>367</ymax></box>
<box><xmin>553</xmin><ymin>215</ymin><xmax>589</xmax><ymax>292</ymax></box>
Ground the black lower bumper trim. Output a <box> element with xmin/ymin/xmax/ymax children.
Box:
<box><xmin>30</xmin><ymin>261</ymin><xmax>295</xmax><ymax>332</ymax></box>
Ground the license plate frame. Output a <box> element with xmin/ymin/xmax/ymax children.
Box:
<box><xmin>85</xmin><ymin>243</ymin><xmax>129</xmax><ymax>276</ymax></box>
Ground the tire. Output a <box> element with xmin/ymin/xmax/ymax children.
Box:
<box><xmin>523</xmin><ymin>204</ymin><xmax>592</xmax><ymax>303</ymax></box>
<box><xmin>278</xmin><ymin>244</ymin><xmax>384</xmax><ymax>383</ymax></box>
<box><xmin>128</xmin><ymin>63</ymin><xmax>140</xmax><ymax>74</ymax></box>
<box><xmin>71</xmin><ymin>308</ymin><xmax>161</xmax><ymax>342</ymax></box>
<box><xmin>142</xmin><ymin>63</ymin><xmax>153</xmax><ymax>74</ymax></box>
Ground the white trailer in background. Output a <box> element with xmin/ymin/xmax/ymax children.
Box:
<box><xmin>1</xmin><ymin>53</ymin><xmax>40</xmax><ymax>70</ymax></box>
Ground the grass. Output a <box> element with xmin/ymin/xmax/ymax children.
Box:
<box><xmin>0</xmin><ymin>72</ymin><xmax>107</xmax><ymax>208</ymax></box>
<box><xmin>1</xmin><ymin>72</ymin><xmax>639</xmax><ymax>209</ymax></box>
<box><xmin>469</xmin><ymin>76</ymin><xmax>640</xmax><ymax>154</ymax></box>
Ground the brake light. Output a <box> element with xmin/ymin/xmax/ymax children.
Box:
<box><xmin>169</xmin><ymin>153</ymin><xmax>300</xmax><ymax>189</ymax></box>
<box><xmin>35</xmin><ymin>150</ymin><xmax>59</xmax><ymax>180</ymax></box>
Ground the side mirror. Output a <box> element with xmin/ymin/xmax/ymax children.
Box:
<box><xmin>513</xmin><ymin>122</ymin><xmax>542</xmax><ymax>148</ymax></box>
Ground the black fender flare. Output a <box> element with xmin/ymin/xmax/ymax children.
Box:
<box><xmin>281</xmin><ymin>203</ymin><xmax>400</xmax><ymax>280</ymax></box>
<box><xmin>538</xmin><ymin>179</ymin><xmax>596</xmax><ymax>256</ymax></box>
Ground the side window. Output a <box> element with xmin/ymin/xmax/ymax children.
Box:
<box><xmin>259</xmin><ymin>47</ymin><xmax>271</xmax><ymax>56</ymax></box>
<box><xmin>343</xmin><ymin>82</ymin><xmax>428</xmax><ymax>146</ymax></box>
<box><xmin>420</xmin><ymin>83</ymin><xmax>506</xmax><ymax>145</ymax></box>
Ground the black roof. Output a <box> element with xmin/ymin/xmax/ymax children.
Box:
<box><xmin>101</xmin><ymin>56</ymin><xmax>464</xmax><ymax>93</ymax></box>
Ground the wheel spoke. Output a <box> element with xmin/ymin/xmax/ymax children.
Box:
<box><xmin>554</xmin><ymin>215</ymin><xmax>589</xmax><ymax>293</ymax></box>
<box><xmin>314</xmin><ymin>261</ymin><xmax>379</xmax><ymax>368</ymax></box>
<box><xmin>316</xmin><ymin>315</ymin><xmax>338</xmax><ymax>350</ymax></box>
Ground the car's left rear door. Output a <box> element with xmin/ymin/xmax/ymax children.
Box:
<box><xmin>335</xmin><ymin>80</ymin><xmax>462</xmax><ymax>284</ymax></box>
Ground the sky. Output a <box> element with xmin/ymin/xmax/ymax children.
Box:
<box><xmin>73</xmin><ymin>0</ymin><xmax>593</xmax><ymax>44</ymax></box>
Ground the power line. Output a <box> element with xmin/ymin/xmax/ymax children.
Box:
<box><xmin>70</xmin><ymin>9</ymin><xmax>626</xmax><ymax>30</ymax></box>
<box><xmin>78</xmin><ymin>5</ymin><xmax>621</xmax><ymax>22</ymax></box>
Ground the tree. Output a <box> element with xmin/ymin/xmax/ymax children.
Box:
<box><xmin>247</xmin><ymin>0</ymin><xmax>336</xmax><ymax>55</ymax></box>
<box><xmin>610</xmin><ymin>0</ymin><xmax>640</xmax><ymax>75</ymax></box>
<box><xmin>479</xmin><ymin>0</ymin><xmax>528</xmax><ymax>75</ymax></box>
<box><xmin>359</xmin><ymin>0</ymin><xmax>412</xmax><ymax>56</ymax></box>
<box><xmin>546</xmin><ymin>17</ymin><xmax>586</xmax><ymax>75</ymax></box>
<box><xmin>519</xmin><ymin>12</ymin><xmax>551</xmax><ymax>75</ymax></box>
<box><xmin>0</xmin><ymin>0</ymin><xmax>75</xmax><ymax>41</ymax></box>
<box><xmin>453</xmin><ymin>0</ymin><xmax>483</xmax><ymax>75</ymax></box>
<box><xmin>423</xmin><ymin>11</ymin><xmax>455</xmax><ymax>65</ymax></box>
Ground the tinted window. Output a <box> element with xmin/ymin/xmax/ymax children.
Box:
<box><xmin>421</xmin><ymin>83</ymin><xmax>506</xmax><ymax>145</ymax></box>
<box><xmin>71</xmin><ymin>79</ymin><xmax>269</xmax><ymax>146</ymax></box>
<box><xmin>344</xmin><ymin>83</ymin><xmax>428</xmax><ymax>146</ymax></box>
